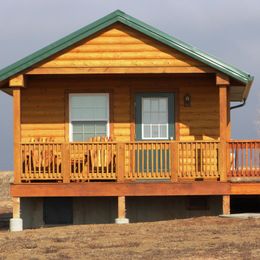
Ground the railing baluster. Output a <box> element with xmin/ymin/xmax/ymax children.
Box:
<box><xmin>43</xmin><ymin>143</ymin><xmax>45</xmax><ymax>178</ymax></box>
<box><xmin>249</xmin><ymin>143</ymin><xmax>252</xmax><ymax>176</ymax></box>
<box><xmin>209</xmin><ymin>142</ymin><xmax>212</xmax><ymax>177</ymax></box>
<box><xmin>131</xmin><ymin>144</ymin><xmax>134</xmax><ymax>179</ymax></box>
<box><xmin>160</xmin><ymin>143</ymin><xmax>163</xmax><ymax>177</ymax></box>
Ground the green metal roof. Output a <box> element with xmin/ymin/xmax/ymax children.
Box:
<box><xmin>0</xmin><ymin>10</ymin><xmax>254</xmax><ymax>88</ymax></box>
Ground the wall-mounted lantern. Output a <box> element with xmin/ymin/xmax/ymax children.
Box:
<box><xmin>184</xmin><ymin>94</ymin><xmax>191</xmax><ymax>107</ymax></box>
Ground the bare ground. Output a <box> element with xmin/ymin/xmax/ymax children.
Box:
<box><xmin>0</xmin><ymin>172</ymin><xmax>259</xmax><ymax>259</ymax></box>
<box><xmin>0</xmin><ymin>217</ymin><xmax>259</xmax><ymax>260</ymax></box>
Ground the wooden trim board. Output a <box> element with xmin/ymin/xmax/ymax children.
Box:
<box><xmin>11</xmin><ymin>182</ymin><xmax>231</xmax><ymax>197</ymax></box>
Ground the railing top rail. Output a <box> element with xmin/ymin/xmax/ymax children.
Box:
<box><xmin>21</xmin><ymin>140</ymin><xmax>221</xmax><ymax>145</ymax></box>
<box><xmin>21</xmin><ymin>142</ymin><xmax>64</xmax><ymax>145</ymax></box>
<box><xmin>177</xmin><ymin>140</ymin><xmax>220</xmax><ymax>143</ymax></box>
<box><xmin>20</xmin><ymin>140</ymin><xmax>260</xmax><ymax>145</ymax></box>
<box><xmin>227</xmin><ymin>140</ymin><xmax>260</xmax><ymax>143</ymax></box>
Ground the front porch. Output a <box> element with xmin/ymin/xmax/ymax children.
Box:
<box><xmin>17</xmin><ymin>140</ymin><xmax>260</xmax><ymax>183</ymax></box>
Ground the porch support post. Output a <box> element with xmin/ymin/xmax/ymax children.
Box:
<box><xmin>117</xmin><ymin>143</ymin><xmax>125</xmax><ymax>182</ymax></box>
<box><xmin>222</xmin><ymin>195</ymin><xmax>230</xmax><ymax>215</ymax></box>
<box><xmin>171</xmin><ymin>142</ymin><xmax>178</xmax><ymax>182</ymax></box>
<box><xmin>115</xmin><ymin>196</ymin><xmax>129</xmax><ymax>224</ymax></box>
<box><xmin>10</xmin><ymin>75</ymin><xmax>24</xmax><ymax>184</ymax></box>
<box><xmin>10</xmin><ymin>197</ymin><xmax>23</xmax><ymax>231</ymax></box>
<box><xmin>217</xmin><ymin>73</ymin><xmax>230</xmax><ymax>182</ymax></box>
<box><xmin>62</xmin><ymin>143</ymin><xmax>70</xmax><ymax>183</ymax></box>
<box><xmin>12</xmin><ymin>197</ymin><xmax>21</xmax><ymax>218</ymax></box>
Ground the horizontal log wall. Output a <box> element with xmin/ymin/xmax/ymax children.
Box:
<box><xmin>21</xmin><ymin>75</ymin><xmax>219</xmax><ymax>142</ymax></box>
<box><xmin>38</xmin><ymin>23</ymin><xmax>206</xmax><ymax>71</ymax></box>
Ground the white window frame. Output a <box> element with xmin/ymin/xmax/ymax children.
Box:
<box><xmin>69</xmin><ymin>93</ymin><xmax>110</xmax><ymax>142</ymax></box>
<box><xmin>141</xmin><ymin>97</ymin><xmax>169</xmax><ymax>140</ymax></box>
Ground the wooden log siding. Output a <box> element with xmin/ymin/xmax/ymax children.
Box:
<box><xmin>21</xmin><ymin>75</ymin><xmax>219</xmax><ymax>143</ymax></box>
<box><xmin>37</xmin><ymin>24</ymin><xmax>208</xmax><ymax>72</ymax></box>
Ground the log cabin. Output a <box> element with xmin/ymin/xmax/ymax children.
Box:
<box><xmin>0</xmin><ymin>10</ymin><xmax>259</xmax><ymax>230</ymax></box>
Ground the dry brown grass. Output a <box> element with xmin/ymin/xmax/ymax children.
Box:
<box><xmin>0</xmin><ymin>173</ymin><xmax>259</xmax><ymax>259</ymax></box>
<box><xmin>0</xmin><ymin>217</ymin><xmax>259</xmax><ymax>260</ymax></box>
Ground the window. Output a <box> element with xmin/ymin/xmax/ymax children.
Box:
<box><xmin>142</xmin><ymin>97</ymin><xmax>168</xmax><ymax>139</ymax></box>
<box><xmin>69</xmin><ymin>94</ymin><xmax>109</xmax><ymax>141</ymax></box>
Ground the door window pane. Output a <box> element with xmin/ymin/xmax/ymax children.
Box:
<box><xmin>160</xmin><ymin>125</ymin><xmax>167</xmax><ymax>138</ymax></box>
<box><xmin>152</xmin><ymin>125</ymin><xmax>159</xmax><ymax>138</ymax></box>
<box><xmin>159</xmin><ymin>98</ymin><xmax>167</xmax><ymax>112</ymax></box>
<box><xmin>143</xmin><ymin>125</ymin><xmax>150</xmax><ymax>138</ymax></box>
<box><xmin>151</xmin><ymin>99</ymin><xmax>159</xmax><ymax>112</ymax></box>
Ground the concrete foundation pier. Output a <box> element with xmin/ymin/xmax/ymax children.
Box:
<box><xmin>10</xmin><ymin>197</ymin><xmax>23</xmax><ymax>231</ymax></box>
<box><xmin>10</xmin><ymin>218</ymin><xmax>23</xmax><ymax>232</ymax></box>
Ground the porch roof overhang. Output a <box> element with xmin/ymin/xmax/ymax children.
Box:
<box><xmin>0</xmin><ymin>10</ymin><xmax>254</xmax><ymax>101</ymax></box>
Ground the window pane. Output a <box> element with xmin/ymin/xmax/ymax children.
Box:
<box><xmin>160</xmin><ymin>125</ymin><xmax>167</xmax><ymax>138</ymax></box>
<box><xmin>143</xmin><ymin>125</ymin><xmax>150</xmax><ymax>138</ymax></box>
<box><xmin>151</xmin><ymin>99</ymin><xmax>159</xmax><ymax>112</ymax></box>
<box><xmin>143</xmin><ymin>112</ymin><xmax>151</xmax><ymax>124</ymax></box>
<box><xmin>72</xmin><ymin>121</ymin><xmax>83</xmax><ymax>132</ymax></box>
<box><xmin>150</xmin><ymin>112</ymin><xmax>159</xmax><ymax>124</ymax></box>
<box><xmin>95</xmin><ymin>122</ymin><xmax>107</xmax><ymax>133</ymax></box>
<box><xmin>158</xmin><ymin>112</ymin><xmax>168</xmax><ymax>124</ymax></box>
<box><xmin>159</xmin><ymin>98</ymin><xmax>167</xmax><ymax>112</ymax></box>
<box><xmin>152</xmin><ymin>125</ymin><xmax>159</xmax><ymax>138</ymax></box>
<box><xmin>72</xmin><ymin>121</ymin><xmax>107</xmax><ymax>141</ymax></box>
<box><xmin>142</xmin><ymin>98</ymin><xmax>150</xmax><ymax>112</ymax></box>
<box><xmin>73</xmin><ymin>133</ymin><xmax>84</xmax><ymax>142</ymax></box>
<box><xmin>84</xmin><ymin>122</ymin><xmax>95</xmax><ymax>133</ymax></box>
<box><xmin>84</xmin><ymin>133</ymin><xmax>94</xmax><ymax>141</ymax></box>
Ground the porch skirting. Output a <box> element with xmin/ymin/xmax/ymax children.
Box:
<box><xmin>20</xmin><ymin>196</ymin><xmax>222</xmax><ymax>229</ymax></box>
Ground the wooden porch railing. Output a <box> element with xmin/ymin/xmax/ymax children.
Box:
<box><xmin>228</xmin><ymin>140</ymin><xmax>260</xmax><ymax>179</ymax></box>
<box><xmin>18</xmin><ymin>140</ymin><xmax>260</xmax><ymax>183</ymax></box>
<box><xmin>178</xmin><ymin>141</ymin><xmax>219</xmax><ymax>180</ymax></box>
<box><xmin>19</xmin><ymin>140</ymin><xmax>219</xmax><ymax>183</ymax></box>
<box><xmin>70</xmin><ymin>142</ymin><xmax>117</xmax><ymax>181</ymax></box>
<box><xmin>124</xmin><ymin>142</ymin><xmax>172</xmax><ymax>180</ymax></box>
<box><xmin>21</xmin><ymin>142</ymin><xmax>63</xmax><ymax>181</ymax></box>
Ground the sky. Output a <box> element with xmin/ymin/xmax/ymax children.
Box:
<box><xmin>0</xmin><ymin>0</ymin><xmax>260</xmax><ymax>170</ymax></box>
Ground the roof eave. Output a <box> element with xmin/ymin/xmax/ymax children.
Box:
<box><xmin>116</xmin><ymin>14</ymin><xmax>253</xmax><ymax>87</ymax></box>
<box><xmin>0</xmin><ymin>9</ymin><xmax>254</xmax><ymax>93</ymax></box>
